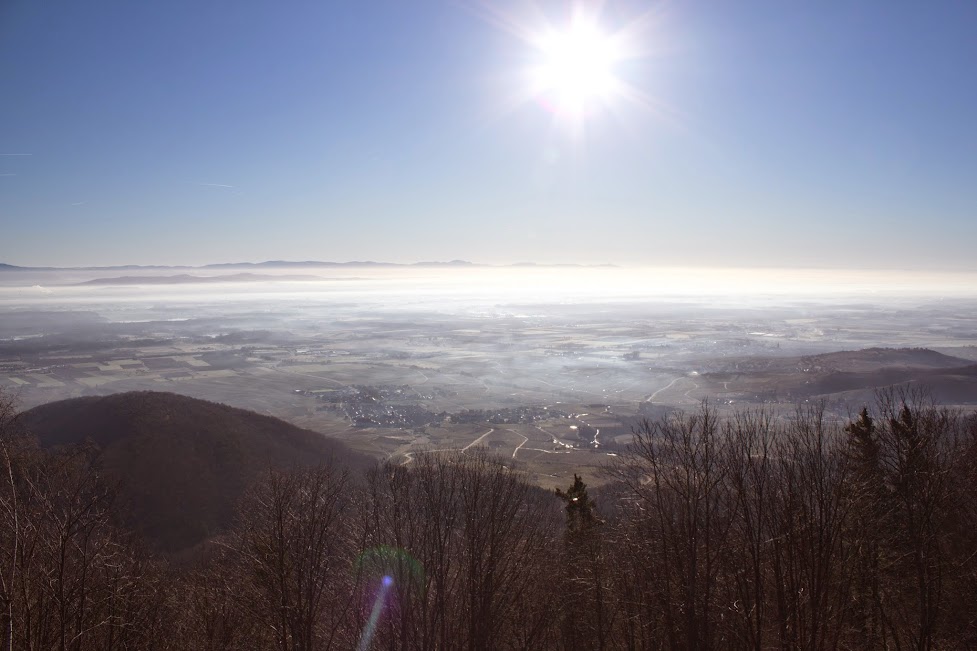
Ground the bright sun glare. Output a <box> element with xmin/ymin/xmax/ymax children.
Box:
<box><xmin>531</xmin><ymin>18</ymin><xmax>622</xmax><ymax>119</ymax></box>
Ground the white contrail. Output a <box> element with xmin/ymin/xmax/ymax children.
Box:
<box><xmin>196</xmin><ymin>182</ymin><xmax>235</xmax><ymax>188</ymax></box>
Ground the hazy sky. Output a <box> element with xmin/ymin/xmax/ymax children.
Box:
<box><xmin>1</xmin><ymin>1</ymin><xmax>975</xmax><ymax>269</ymax></box>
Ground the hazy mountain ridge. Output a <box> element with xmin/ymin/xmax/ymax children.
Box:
<box><xmin>800</xmin><ymin>347</ymin><xmax>972</xmax><ymax>372</ymax></box>
<box><xmin>1</xmin><ymin>259</ymin><xmax>616</xmax><ymax>271</ymax></box>
<box><xmin>76</xmin><ymin>273</ymin><xmax>328</xmax><ymax>285</ymax></box>
<box><xmin>709</xmin><ymin>347</ymin><xmax>971</xmax><ymax>375</ymax></box>
<box><xmin>702</xmin><ymin>347</ymin><xmax>977</xmax><ymax>403</ymax></box>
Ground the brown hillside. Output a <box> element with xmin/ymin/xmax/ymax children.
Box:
<box><xmin>702</xmin><ymin>348</ymin><xmax>977</xmax><ymax>404</ymax></box>
<box><xmin>22</xmin><ymin>391</ymin><xmax>371</xmax><ymax>553</ymax></box>
<box><xmin>809</xmin><ymin>364</ymin><xmax>977</xmax><ymax>403</ymax></box>
<box><xmin>800</xmin><ymin>347</ymin><xmax>972</xmax><ymax>373</ymax></box>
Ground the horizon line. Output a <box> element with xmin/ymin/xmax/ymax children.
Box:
<box><xmin>3</xmin><ymin>259</ymin><xmax>977</xmax><ymax>274</ymax></box>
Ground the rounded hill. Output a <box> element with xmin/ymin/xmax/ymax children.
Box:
<box><xmin>22</xmin><ymin>391</ymin><xmax>370</xmax><ymax>553</ymax></box>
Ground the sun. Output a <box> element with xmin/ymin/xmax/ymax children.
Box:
<box><xmin>479</xmin><ymin>1</ymin><xmax>658</xmax><ymax>136</ymax></box>
<box><xmin>529</xmin><ymin>16</ymin><xmax>624</xmax><ymax>123</ymax></box>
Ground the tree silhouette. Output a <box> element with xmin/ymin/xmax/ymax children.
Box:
<box><xmin>556</xmin><ymin>474</ymin><xmax>611</xmax><ymax>650</ymax></box>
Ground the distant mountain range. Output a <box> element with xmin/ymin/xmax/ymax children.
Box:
<box><xmin>0</xmin><ymin>260</ymin><xmax>616</xmax><ymax>271</ymax></box>
<box><xmin>77</xmin><ymin>273</ymin><xmax>328</xmax><ymax>285</ymax></box>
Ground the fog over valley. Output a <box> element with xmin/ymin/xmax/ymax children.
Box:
<box><xmin>3</xmin><ymin>263</ymin><xmax>975</xmax><ymax>485</ymax></box>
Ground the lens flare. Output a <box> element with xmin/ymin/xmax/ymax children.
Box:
<box><xmin>356</xmin><ymin>576</ymin><xmax>393</xmax><ymax>651</ymax></box>
<box><xmin>354</xmin><ymin>546</ymin><xmax>424</xmax><ymax>650</ymax></box>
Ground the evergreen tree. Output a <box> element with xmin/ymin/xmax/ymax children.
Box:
<box><xmin>845</xmin><ymin>407</ymin><xmax>888</xmax><ymax>648</ymax></box>
<box><xmin>846</xmin><ymin>407</ymin><xmax>879</xmax><ymax>473</ymax></box>
<box><xmin>556</xmin><ymin>474</ymin><xmax>611</xmax><ymax>650</ymax></box>
<box><xmin>555</xmin><ymin>474</ymin><xmax>598</xmax><ymax>534</ymax></box>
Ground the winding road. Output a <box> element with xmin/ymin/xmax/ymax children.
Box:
<box><xmin>644</xmin><ymin>376</ymin><xmax>684</xmax><ymax>403</ymax></box>
<box><xmin>461</xmin><ymin>428</ymin><xmax>495</xmax><ymax>452</ymax></box>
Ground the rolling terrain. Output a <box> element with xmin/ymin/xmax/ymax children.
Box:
<box><xmin>697</xmin><ymin>347</ymin><xmax>977</xmax><ymax>405</ymax></box>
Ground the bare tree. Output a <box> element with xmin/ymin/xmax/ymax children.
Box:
<box><xmin>0</xmin><ymin>390</ymin><xmax>27</xmax><ymax>651</ymax></box>
<box><xmin>227</xmin><ymin>464</ymin><xmax>355</xmax><ymax>651</ymax></box>
<box><xmin>868</xmin><ymin>389</ymin><xmax>959</xmax><ymax>651</ymax></box>
<box><xmin>357</xmin><ymin>451</ymin><xmax>559</xmax><ymax>651</ymax></box>
<box><xmin>616</xmin><ymin>403</ymin><xmax>735</xmax><ymax>651</ymax></box>
<box><xmin>357</xmin><ymin>454</ymin><xmax>465</xmax><ymax>650</ymax></box>
<box><xmin>767</xmin><ymin>404</ymin><xmax>853</xmax><ymax>651</ymax></box>
<box><xmin>722</xmin><ymin>410</ymin><xmax>776</xmax><ymax>651</ymax></box>
<box><xmin>167</xmin><ymin>550</ymin><xmax>263</xmax><ymax>651</ymax></box>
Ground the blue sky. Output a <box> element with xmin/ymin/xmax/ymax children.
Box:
<box><xmin>1</xmin><ymin>1</ymin><xmax>975</xmax><ymax>268</ymax></box>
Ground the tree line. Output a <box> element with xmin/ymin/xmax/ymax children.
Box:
<box><xmin>1</xmin><ymin>387</ymin><xmax>976</xmax><ymax>650</ymax></box>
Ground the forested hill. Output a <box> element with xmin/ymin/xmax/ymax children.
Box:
<box><xmin>22</xmin><ymin>391</ymin><xmax>371</xmax><ymax>552</ymax></box>
<box><xmin>4</xmin><ymin>389</ymin><xmax>977</xmax><ymax>649</ymax></box>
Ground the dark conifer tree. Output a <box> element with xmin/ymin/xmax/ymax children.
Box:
<box><xmin>845</xmin><ymin>406</ymin><xmax>889</xmax><ymax>648</ymax></box>
<box><xmin>556</xmin><ymin>474</ymin><xmax>611</xmax><ymax>650</ymax></box>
